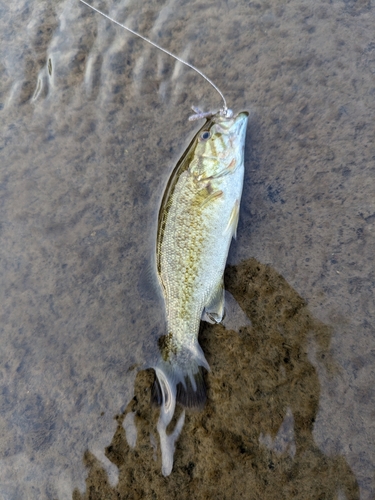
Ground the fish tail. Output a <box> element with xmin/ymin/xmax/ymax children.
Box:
<box><xmin>151</xmin><ymin>341</ymin><xmax>209</xmax><ymax>410</ymax></box>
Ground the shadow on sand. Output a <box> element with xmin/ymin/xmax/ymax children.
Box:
<box><xmin>73</xmin><ymin>258</ymin><xmax>359</xmax><ymax>500</ymax></box>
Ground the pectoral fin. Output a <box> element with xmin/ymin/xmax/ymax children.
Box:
<box><xmin>224</xmin><ymin>200</ymin><xmax>240</xmax><ymax>239</ymax></box>
<box><xmin>202</xmin><ymin>278</ymin><xmax>225</xmax><ymax>324</ymax></box>
<box><xmin>210</xmin><ymin>158</ymin><xmax>237</xmax><ymax>179</ymax></box>
<box><xmin>200</xmin><ymin>190</ymin><xmax>223</xmax><ymax>208</ymax></box>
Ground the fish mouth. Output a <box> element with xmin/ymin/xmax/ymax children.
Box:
<box><xmin>213</xmin><ymin>110</ymin><xmax>248</xmax><ymax>137</ymax></box>
<box><xmin>233</xmin><ymin>110</ymin><xmax>249</xmax><ymax>120</ymax></box>
<box><xmin>215</xmin><ymin>110</ymin><xmax>249</xmax><ymax>127</ymax></box>
<box><xmin>232</xmin><ymin>111</ymin><xmax>249</xmax><ymax>134</ymax></box>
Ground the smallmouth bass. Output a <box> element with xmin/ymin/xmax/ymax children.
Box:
<box><xmin>153</xmin><ymin>111</ymin><xmax>248</xmax><ymax>415</ymax></box>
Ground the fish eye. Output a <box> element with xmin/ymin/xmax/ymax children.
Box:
<box><xmin>199</xmin><ymin>131</ymin><xmax>211</xmax><ymax>141</ymax></box>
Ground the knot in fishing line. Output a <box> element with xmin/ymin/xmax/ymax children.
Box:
<box><xmin>220</xmin><ymin>107</ymin><xmax>233</xmax><ymax>118</ymax></box>
<box><xmin>188</xmin><ymin>106</ymin><xmax>233</xmax><ymax>122</ymax></box>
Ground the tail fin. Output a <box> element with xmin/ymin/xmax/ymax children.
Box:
<box><xmin>152</xmin><ymin>364</ymin><xmax>207</xmax><ymax>409</ymax></box>
<box><xmin>151</xmin><ymin>341</ymin><xmax>209</xmax><ymax>411</ymax></box>
<box><xmin>151</xmin><ymin>340</ymin><xmax>209</xmax><ymax>476</ymax></box>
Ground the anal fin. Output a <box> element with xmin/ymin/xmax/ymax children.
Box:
<box><xmin>202</xmin><ymin>278</ymin><xmax>225</xmax><ymax>324</ymax></box>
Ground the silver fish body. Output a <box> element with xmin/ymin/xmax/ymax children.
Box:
<box><xmin>153</xmin><ymin>111</ymin><xmax>248</xmax><ymax>412</ymax></box>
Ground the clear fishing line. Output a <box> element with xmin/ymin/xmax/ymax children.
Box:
<box><xmin>79</xmin><ymin>0</ymin><xmax>231</xmax><ymax>117</ymax></box>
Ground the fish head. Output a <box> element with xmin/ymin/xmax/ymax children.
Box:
<box><xmin>194</xmin><ymin>111</ymin><xmax>249</xmax><ymax>177</ymax></box>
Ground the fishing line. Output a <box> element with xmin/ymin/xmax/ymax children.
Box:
<box><xmin>79</xmin><ymin>0</ymin><xmax>230</xmax><ymax>117</ymax></box>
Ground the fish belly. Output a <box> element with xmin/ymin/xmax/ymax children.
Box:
<box><xmin>160</xmin><ymin>164</ymin><xmax>244</xmax><ymax>347</ymax></box>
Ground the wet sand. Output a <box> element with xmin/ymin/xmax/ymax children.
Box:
<box><xmin>0</xmin><ymin>0</ymin><xmax>374</xmax><ymax>497</ymax></box>
<box><xmin>73</xmin><ymin>259</ymin><xmax>359</xmax><ymax>499</ymax></box>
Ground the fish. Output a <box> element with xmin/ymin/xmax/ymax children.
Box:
<box><xmin>78</xmin><ymin>0</ymin><xmax>249</xmax><ymax>476</ymax></box>
<box><xmin>152</xmin><ymin>110</ymin><xmax>248</xmax><ymax>414</ymax></box>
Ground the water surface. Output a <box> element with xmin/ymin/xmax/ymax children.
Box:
<box><xmin>0</xmin><ymin>0</ymin><xmax>374</xmax><ymax>498</ymax></box>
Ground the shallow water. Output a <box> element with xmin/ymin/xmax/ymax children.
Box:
<box><xmin>0</xmin><ymin>0</ymin><xmax>374</xmax><ymax>498</ymax></box>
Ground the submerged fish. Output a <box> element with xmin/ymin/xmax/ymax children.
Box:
<box><xmin>153</xmin><ymin>110</ymin><xmax>248</xmax><ymax>416</ymax></box>
<box><xmin>79</xmin><ymin>0</ymin><xmax>249</xmax><ymax>476</ymax></box>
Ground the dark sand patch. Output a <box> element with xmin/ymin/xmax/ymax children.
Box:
<box><xmin>73</xmin><ymin>258</ymin><xmax>359</xmax><ymax>499</ymax></box>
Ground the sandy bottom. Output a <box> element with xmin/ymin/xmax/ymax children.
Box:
<box><xmin>1</xmin><ymin>0</ymin><xmax>375</xmax><ymax>497</ymax></box>
<box><xmin>73</xmin><ymin>259</ymin><xmax>359</xmax><ymax>499</ymax></box>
